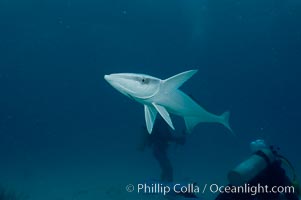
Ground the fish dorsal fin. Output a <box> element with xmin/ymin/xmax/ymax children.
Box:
<box><xmin>152</xmin><ymin>103</ymin><xmax>175</xmax><ymax>130</ymax></box>
<box><xmin>144</xmin><ymin>105</ymin><xmax>158</xmax><ymax>134</ymax></box>
<box><xmin>162</xmin><ymin>70</ymin><xmax>198</xmax><ymax>91</ymax></box>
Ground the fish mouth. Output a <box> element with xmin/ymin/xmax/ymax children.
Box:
<box><xmin>104</xmin><ymin>75</ymin><xmax>111</xmax><ymax>82</ymax></box>
<box><xmin>104</xmin><ymin>74</ymin><xmax>134</xmax><ymax>97</ymax></box>
<box><xmin>104</xmin><ymin>73</ymin><xmax>158</xmax><ymax>100</ymax></box>
<box><xmin>104</xmin><ymin>74</ymin><xmax>118</xmax><ymax>87</ymax></box>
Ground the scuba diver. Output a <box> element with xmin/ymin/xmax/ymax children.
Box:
<box><xmin>138</xmin><ymin>116</ymin><xmax>199</xmax><ymax>199</ymax></box>
<box><xmin>138</xmin><ymin>116</ymin><xmax>186</xmax><ymax>182</ymax></box>
<box><xmin>216</xmin><ymin>139</ymin><xmax>300</xmax><ymax>200</ymax></box>
<box><xmin>138</xmin><ymin>121</ymin><xmax>300</xmax><ymax>200</ymax></box>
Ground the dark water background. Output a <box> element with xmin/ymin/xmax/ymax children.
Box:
<box><xmin>0</xmin><ymin>0</ymin><xmax>300</xmax><ymax>199</ymax></box>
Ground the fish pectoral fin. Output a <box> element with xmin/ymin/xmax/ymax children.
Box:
<box><xmin>152</xmin><ymin>103</ymin><xmax>175</xmax><ymax>130</ymax></box>
<box><xmin>163</xmin><ymin>70</ymin><xmax>198</xmax><ymax>91</ymax></box>
<box><xmin>144</xmin><ymin>105</ymin><xmax>158</xmax><ymax>134</ymax></box>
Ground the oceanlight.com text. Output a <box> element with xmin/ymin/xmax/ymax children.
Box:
<box><xmin>209</xmin><ymin>183</ymin><xmax>295</xmax><ymax>196</ymax></box>
<box><xmin>126</xmin><ymin>183</ymin><xmax>295</xmax><ymax>196</ymax></box>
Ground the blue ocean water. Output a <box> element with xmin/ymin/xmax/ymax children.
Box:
<box><xmin>0</xmin><ymin>0</ymin><xmax>300</xmax><ymax>199</ymax></box>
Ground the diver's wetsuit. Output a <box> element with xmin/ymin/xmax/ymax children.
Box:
<box><xmin>146</xmin><ymin>117</ymin><xmax>185</xmax><ymax>182</ymax></box>
<box><xmin>215</xmin><ymin>160</ymin><xmax>299</xmax><ymax>200</ymax></box>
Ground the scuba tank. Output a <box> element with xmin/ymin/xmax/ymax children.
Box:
<box><xmin>228</xmin><ymin>139</ymin><xmax>276</xmax><ymax>186</ymax></box>
<box><xmin>228</xmin><ymin>138</ymin><xmax>300</xmax><ymax>198</ymax></box>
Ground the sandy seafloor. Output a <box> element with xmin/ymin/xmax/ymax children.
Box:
<box><xmin>2</xmin><ymin>155</ymin><xmax>300</xmax><ymax>200</ymax></box>
<box><xmin>1</xmin><ymin>122</ymin><xmax>300</xmax><ymax>200</ymax></box>
<box><xmin>0</xmin><ymin>152</ymin><xmax>230</xmax><ymax>200</ymax></box>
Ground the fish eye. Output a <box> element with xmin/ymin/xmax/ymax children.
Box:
<box><xmin>141</xmin><ymin>77</ymin><xmax>149</xmax><ymax>84</ymax></box>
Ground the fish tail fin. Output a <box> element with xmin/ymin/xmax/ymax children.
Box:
<box><xmin>185</xmin><ymin>111</ymin><xmax>234</xmax><ymax>135</ymax></box>
<box><xmin>220</xmin><ymin>111</ymin><xmax>235</xmax><ymax>135</ymax></box>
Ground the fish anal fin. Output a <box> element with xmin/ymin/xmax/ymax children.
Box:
<box><xmin>184</xmin><ymin>116</ymin><xmax>201</xmax><ymax>133</ymax></box>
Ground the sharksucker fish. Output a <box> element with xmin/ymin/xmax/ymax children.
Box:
<box><xmin>104</xmin><ymin>70</ymin><xmax>233</xmax><ymax>134</ymax></box>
